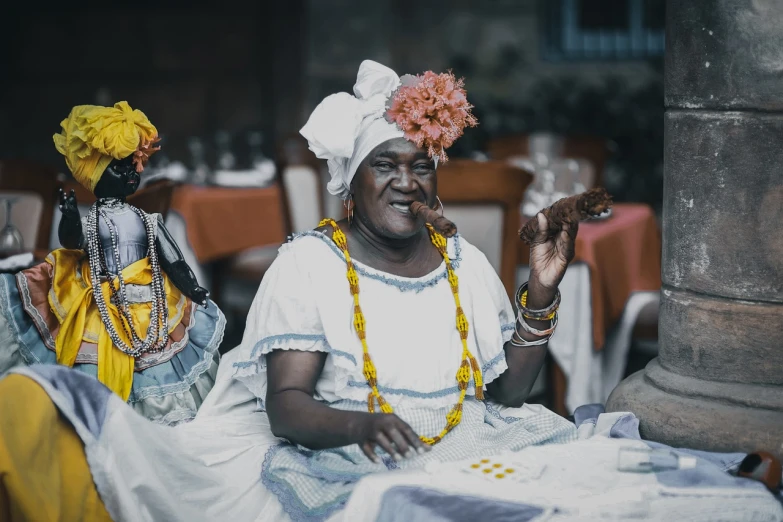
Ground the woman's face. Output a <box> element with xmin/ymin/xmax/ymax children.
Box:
<box><xmin>352</xmin><ymin>138</ymin><xmax>437</xmax><ymax>239</ymax></box>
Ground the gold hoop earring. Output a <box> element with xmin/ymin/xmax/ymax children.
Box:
<box><xmin>344</xmin><ymin>197</ymin><xmax>354</xmax><ymax>224</ymax></box>
<box><xmin>436</xmin><ymin>196</ymin><xmax>444</xmax><ymax>216</ymax></box>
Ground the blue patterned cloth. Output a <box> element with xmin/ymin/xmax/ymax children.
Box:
<box><xmin>0</xmin><ymin>272</ymin><xmax>224</xmax><ymax>425</ymax></box>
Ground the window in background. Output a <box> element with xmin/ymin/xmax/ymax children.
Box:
<box><xmin>540</xmin><ymin>0</ymin><xmax>665</xmax><ymax>61</ymax></box>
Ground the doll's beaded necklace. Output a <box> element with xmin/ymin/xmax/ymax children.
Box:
<box><xmin>86</xmin><ymin>200</ymin><xmax>169</xmax><ymax>357</ymax></box>
<box><xmin>319</xmin><ymin>218</ymin><xmax>484</xmax><ymax>445</ymax></box>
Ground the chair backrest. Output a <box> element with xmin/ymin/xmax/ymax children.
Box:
<box><xmin>487</xmin><ymin>134</ymin><xmax>609</xmax><ymax>188</ymax></box>
<box><xmin>282</xmin><ymin>165</ymin><xmax>322</xmax><ymax>233</ymax></box>
<box><xmin>0</xmin><ymin>159</ymin><xmax>63</xmax><ymax>252</ymax></box>
<box><xmin>436</xmin><ymin>159</ymin><xmax>533</xmax><ymax>297</ymax></box>
<box><xmin>322</xmin><ymin>173</ymin><xmax>346</xmax><ymax>222</ymax></box>
<box><xmin>277</xmin><ymin>134</ymin><xmax>326</xmax><ymax>233</ymax></box>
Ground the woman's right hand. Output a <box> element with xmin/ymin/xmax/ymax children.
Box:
<box><xmin>356</xmin><ymin>413</ymin><xmax>431</xmax><ymax>463</ymax></box>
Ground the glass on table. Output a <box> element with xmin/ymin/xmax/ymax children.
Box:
<box><xmin>528</xmin><ymin>132</ymin><xmax>564</xmax><ymax>162</ymax></box>
<box><xmin>187</xmin><ymin>136</ymin><xmax>211</xmax><ymax>186</ymax></box>
<box><xmin>0</xmin><ymin>197</ymin><xmax>24</xmax><ymax>255</ymax></box>
<box><xmin>215</xmin><ymin>130</ymin><xmax>236</xmax><ymax>171</ymax></box>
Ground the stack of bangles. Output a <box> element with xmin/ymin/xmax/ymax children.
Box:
<box><xmin>510</xmin><ymin>281</ymin><xmax>560</xmax><ymax>347</ymax></box>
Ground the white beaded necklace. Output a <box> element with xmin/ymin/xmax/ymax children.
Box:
<box><xmin>85</xmin><ymin>199</ymin><xmax>169</xmax><ymax>357</ymax></box>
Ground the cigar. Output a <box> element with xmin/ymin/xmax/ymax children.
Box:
<box><xmin>410</xmin><ymin>201</ymin><xmax>457</xmax><ymax>237</ymax></box>
<box><xmin>519</xmin><ymin>188</ymin><xmax>613</xmax><ymax>244</ymax></box>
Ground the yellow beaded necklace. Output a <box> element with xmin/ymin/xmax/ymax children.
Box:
<box><xmin>318</xmin><ymin>218</ymin><xmax>484</xmax><ymax>445</ymax></box>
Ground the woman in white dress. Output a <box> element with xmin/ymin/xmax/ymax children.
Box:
<box><xmin>0</xmin><ymin>60</ymin><xmax>578</xmax><ymax>522</ymax></box>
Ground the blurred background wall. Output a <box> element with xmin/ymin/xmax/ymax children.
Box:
<box><xmin>0</xmin><ymin>0</ymin><xmax>664</xmax><ymax>210</ymax></box>
<box><xmin>0</xmin><ymin>1</ymin><xmax>307</xmax><ymax>169</ymax></box>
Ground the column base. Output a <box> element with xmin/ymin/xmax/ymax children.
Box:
<box><xmin>606</xmin><ymin>359</ymin><xmax>783</xmax><ymax>459</ymax></box>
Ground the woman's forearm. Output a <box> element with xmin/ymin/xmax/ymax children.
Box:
<box><xmin>489</xmin><ymin>343</ymin><xmax>547</xmax><ymax>407</ymax></box>
<box><xmin>487</xmin><ymin>279</ymin><xmax>557</xmax><ymax>407</ymax></box>
<box><xmin>266</xmin><ymin>389</ymin><xmax>371</xmax><ymax>450</ymax></box>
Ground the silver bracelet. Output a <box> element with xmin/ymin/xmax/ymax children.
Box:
<box><xmin>509</xmin><ymin>333</ymin><xmax>551</xmax><ymax>347</ymax></box>
<box><xmin>517</xmin><ymin>312</ymin><xmax>559</xmax><ymax>337</ymax></box>
<box><xmin>515</xmin><ymin>281</ymin><xmax>561</xmax><ymax>320</ymax></box>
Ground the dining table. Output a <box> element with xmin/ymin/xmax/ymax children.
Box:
<box><xmin>517</xmin><ymin>203</ymin><xmax>662</xmax><ymax>415</ymax></box>
<box><xmin>168</xmin><ymin>184</ymin><xmax>287</xmax><ymax>264</ymax></box>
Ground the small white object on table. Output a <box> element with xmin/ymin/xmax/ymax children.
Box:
<box><xmin>0</xmin><ymin>252</ymin><xmax>34</xmax><ymax>272</ymax></box>
<box><xmin>212</xmin><ymin>160</ymin><xmax>276</xmax><ymax>188</ymax></box>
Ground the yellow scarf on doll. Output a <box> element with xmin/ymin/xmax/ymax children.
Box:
<box><xmin>46</xmin><ymin>249</ymin><xmax>186</xmax><ymax>401</ymax></box>
<box><xmin>53</xmin><ymin>101</ymin><xmax>158</xmax><ymax>192</ymax></box>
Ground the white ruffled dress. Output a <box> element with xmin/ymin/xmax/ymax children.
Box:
<box><xmin>4</xmin><ymin>231</ymin><xmax>575</xmax><ymax>522</ymax></box>
<box><xmin>229</xmin><ymin>231</ymin><xmax>576</xmax><ymax>521</ymax></box>
<box><xmin>9</xmin><ymin>230</ymin><xmax>782</xmax><ymax>522</ymax></box>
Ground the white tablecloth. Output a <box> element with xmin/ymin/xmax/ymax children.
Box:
<box><xmin>517</xmin><ymin>264</ymin><xmax>658</xmax><ymax>413</ymax></box>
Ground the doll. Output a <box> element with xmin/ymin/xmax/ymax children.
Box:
<box><xmin>0</xmin><ymin>102</ymin><xmax>224</xmax><ymax>425</ymax></box>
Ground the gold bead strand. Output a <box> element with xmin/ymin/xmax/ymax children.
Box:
<box><xmin>427</xmin><ymin>224</ymin><xmax>485</xmax><ymax>401</ymax></box>
<box><xmin>319</xmin><ymin>219</ymin><xmax>392</xmax><ymax>414</ymax></box>
<box><xmin>318</xmin><ymin>219</ymin><xmax>485</xmax><ymax>444</ymax></box>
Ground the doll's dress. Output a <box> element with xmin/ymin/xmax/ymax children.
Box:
<box><xmin>0</xmin><ymin>202</ymin><xmax>224</xmax><ymax>425</ymax></box>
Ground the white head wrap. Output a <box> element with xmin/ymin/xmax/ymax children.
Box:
<box><xmin>300</xmin><ymin>60</ymin><xmax>407</xmax><ymax>200</ymax></box>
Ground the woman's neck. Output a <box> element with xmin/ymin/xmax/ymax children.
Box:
<box><xmin>346</xmin><ymin>217</ymin><xmax>442</xmax><ymax>277</ymax></box>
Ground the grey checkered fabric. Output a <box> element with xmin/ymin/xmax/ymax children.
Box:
<box><xmin>262</xmin><ymin>398</ymin><xmax>576</xmax><ymax>521</ymax></box>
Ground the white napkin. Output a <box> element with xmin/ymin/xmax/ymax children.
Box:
<box><xmin>0</xmin><ymin>252</ymin><xmax>34</xmax><ymax>271</ymax></box>
<box><xmin>212</xmin><ymin>160</ymin><xmax>276</xmax><ymax>188</ymax></box>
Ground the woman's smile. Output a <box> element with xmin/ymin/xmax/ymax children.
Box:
<box><xmin>389</xmin><ymin>202</ymin><xmax>412</xmax><ymax>214</ymax></box>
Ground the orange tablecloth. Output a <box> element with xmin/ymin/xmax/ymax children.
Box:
<box><xmin>519</xmin><ymin>203</ymin><xmax>661</xmax><ymax>351</ymax></box>
<box><xmin>170</xmin><ymin>185</ymin><xmax>286</xmax><ymax>263</ymax></box>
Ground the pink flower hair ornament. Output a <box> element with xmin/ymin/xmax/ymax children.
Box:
<box><xmin>385</xmin><ymin>70</ymin><xmax>478</xmax><ymax>163</ymax></box>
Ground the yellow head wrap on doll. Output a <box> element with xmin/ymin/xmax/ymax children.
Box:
<box><xmin>53</xmin><ymin>101</ymin><xmax>159</xmax><ymax>192</ymax></box>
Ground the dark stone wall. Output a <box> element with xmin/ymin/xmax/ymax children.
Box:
<box><xmin>665</xmin><ymin>0</ymin><xmax>783</xmax><ymax>111</ymax></box>
<box><xmin>658</xmin><ymin>288</ymin><xmax>783</xmax><ymax>385</ymax></box>
<box><xmin>663</xmin><ymin>112</ymin><xmax>783</xmax><ymax>302</ymax></box>
<box><xmin>607</xmin><ymin>0</ymin><xmax>783</xmax><ymax>457</ymax></box>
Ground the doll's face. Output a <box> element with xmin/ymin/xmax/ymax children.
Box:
<box><xmin>94</xmin><ymin>156</ymin><xmax>140</xmax><ymax>199</ymax></box>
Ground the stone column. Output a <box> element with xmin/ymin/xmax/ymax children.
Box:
<box><xmin>606</xmin><ymin>0</ymin><xmax>783</xmax><ymax>458</ymax></box>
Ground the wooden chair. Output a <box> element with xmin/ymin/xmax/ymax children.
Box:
<box><xmin>222</xmin><ymin>164</ymin><xmax>316</xmax><ymax>284</ymax></box>
<box><xmin>437</xmin><ymin>160</ymin><xmax>561</xmax><ymax>406</ymax></box>
<box><xmin>487</xmin><ymin>134</ymin><xmax>610</xmax><ymax>188</ymax></box>
<box><xmin>629</xmin><ymin>296</ymin><xmax>660</xmax><ymax>367</ymax></box>
<box><xmin>0</xmin><ymin>159</ymin><xmax>63</xmax><ymax>257</ymax></box>
<box><xmin>632</xmin><ymin>300</ymin><xmax>659</xmax><ymax>341</ymax></box>
<box><xmin>213</xmin><ymin>137</ymin><xmax>322</xmax><ymax>321</ymax></box>
<box><xmin>440</xmin><ymin>159</ymin><xmax>597</xmax><ymax>416</ymax></box>
<box><xmin>436</xmin><ymin>159</ymin><xmax>533</xmax><ymax>297</ymax></box>
<box><xmin>225</xmin><ymin>136</ymin><xmax>323</xmax><ymax>283</ymax></box>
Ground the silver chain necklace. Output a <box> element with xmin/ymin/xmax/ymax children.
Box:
<box><xmin>86</xmin><ymin>199</ymin><xmax>169</xmax><ymax>357</ymax></box>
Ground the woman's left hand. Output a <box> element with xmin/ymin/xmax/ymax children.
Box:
<box><xmin>528</xmin><ymin>213</ymin><xmax>577</xmax><ymax>303</ymax></box>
